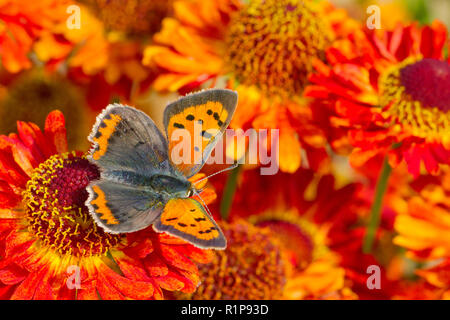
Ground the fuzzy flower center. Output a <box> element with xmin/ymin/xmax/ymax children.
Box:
<box><xmin>400</xmin><ymin>59</ymin><xmax>450</xmax><ymax>112</ymax></box>
<box><xmin>225</xmin><ymin>0</ymin><xmax>332</xmax><ymax>98</ymax></box>
<box><xmin>257</xmin><ymin>220</ymin><xmax>314</xmax><ymax>269</ymax></box>
<box><xmin>192</xmin><ymin>221</ymin><xmax>287</xmax><ymax>300</ymax></box>
<box><xmin>0</xmin><ymin>73</ymin><xmax>86</xmax><ymax>148</ymax></box>
<box><xmin>250</xmin><ymin>210</ymin><xmax>327</xmax><ymax>270</ymax></box>
<box><xmin>23</xmin><ymin>152</ymin><xmax>122</xmax><ymax>257</ymax></box>
<box><xmin>379</xmin><ymin>57</ymin><xmax>450</xmax><ymax>138</ymax></box>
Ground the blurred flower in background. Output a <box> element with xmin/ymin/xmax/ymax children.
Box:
<box><xmin>0</xmin><ymin>0</ymin><xmax>449</xmax><ymax>300</ymax></box>
<box><xmin>306</xmin><ymin>21</ymin><xmax>450</xmax><ymax>177</ymax></box>
<box><xmin>144</xmin><ymin>0</ymin><xmax>360</xmax><ymax>173</ymax></box>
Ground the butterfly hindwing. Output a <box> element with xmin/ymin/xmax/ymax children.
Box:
<box><xmin>164</xmin><ymin>89</ymin><xmax>238</xmax><ymax>178</ymax></box>
<box><xmin>88</xmin><ymin>104</ymin><xmax>172</xmax><ymax>181</ymax></box>
<box><xmin>86</xmin><ymin>180</ymin><xmax>166</xmax><ymax>234</ymax></box>
<box><xmin>153</xmin><ymin>198</ymin><xmax>227</xmax><ymax>249</ymax></box>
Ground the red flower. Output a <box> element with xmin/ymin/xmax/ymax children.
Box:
<box><xmin>0</xmin><ymin>0</ymin><xmax>68</xmax><ymax>73</ymax></box>
<box><xmin>306</xmin><ymin>21</ymin><xmax>450</xmax><ymax>177</ymax></box>
<box><xmin>211</xmin><ymin>167</ymin><xmax>405</xmax><ymax>299</ymax></box>
<box><xmin>0</xmin><ymin>111</ymin><xmax>212</xmax><ymax>299</ymax></box>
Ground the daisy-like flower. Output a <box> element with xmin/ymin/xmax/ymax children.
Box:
<box><xmin>394</xmin><ymin>169</ymin><xmax>450</xmax><ymax>299</ymax></box>
<box><xmin>0</xmin><ymin>111</ymin><xmax>213</xmax><ymax>299</ymax></box>
<box><xmin>248</xmin><ymin>210</ymin><xmax>355</xmax><ymax>300</ymax></box>
<box><xmin>306</xmin><ymin>21</ymin><xmax>450</xmax><ymax>177</ymax></box>
<box><xmin>143</xmin><ymin>0</ymin><xmax>357</xmax><ymax>172</ymax></box>
<box><xmin>185</xmin><ymin>220</ymin><xmax>288</xmax><ymax>300</ymax></box>
<box><xmin>0</xmin><ymin>0</ymin><xmax>69</xmax><ymax>73</ymax></box>
<box><xmin>211</xmin><ymin>168</ymin><xmax>369</xmax><ymax>299</ymax></box>
<box><xmin>212</xmin><ymin>167</ymin><xmax>406</xmax><ymax>299</ymax></box>
<box><xmin>18</xmin><ymin>1</ymin><xmax>170</xmax><ymax>110</ymax></box>
<box><xmin>33</xmin><ymin>2</ymin><xmax>149</xmax><ymax>107</ymax></box>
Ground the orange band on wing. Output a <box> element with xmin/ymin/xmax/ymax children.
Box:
<box><xmin>91</xmin><ymin>185</ymin><xmax>119</xmax><ymax>225</ymax></box>
<box><xmin>92</xmin><ymin>114</ymin><xmax>122</xmax><ymax>160</ymax></box>
<box><xmin>160</xmin><ymin>198</ymin><xmax>220</xmax><ymax>240</ymax></box>
<box><xmin>167</xmin><ymin>101</ymin><xmax>228</xmax><ymax>169</ymax></box>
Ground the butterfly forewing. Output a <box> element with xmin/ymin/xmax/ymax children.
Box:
<box><xmin>164</xmin><ymin>89</ymin><xmax>238</xmax><ymax>178</ymax></box>
<box><xmin>88</xmin><ymin>104</ymin><xmax>172</xmax><ymax>179</ymax></box>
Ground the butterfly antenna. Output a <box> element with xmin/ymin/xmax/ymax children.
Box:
<box><xmin>193</xmin><ymin>163</ymin><xmax>239</xmax><ymax>185</ymax></box>
<box><xmin>193</xmin><ymin>189</ymin><xmax>213</xmax><ymax>217</ymax></box>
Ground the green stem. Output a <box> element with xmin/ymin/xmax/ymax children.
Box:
<box><xmin>220</xmin><ymin>165</ymin><xmax>241</xmax><ymax>220</ymax></box>
<box><xmin>363</xmin><ymin>157</ymin><xmax>392</xmax><ymax>253</ymax></box>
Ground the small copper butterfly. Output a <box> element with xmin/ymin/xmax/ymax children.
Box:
<box><xmin>85</xmin><ymin>89</ymin><xmax>237</xmax><ymax>249</ymax></box>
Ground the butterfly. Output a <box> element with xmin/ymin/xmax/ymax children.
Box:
<box><xmin>85</xmin><ymin>89</ymin><xmax>238</xmax><ymax>249</ymax></box>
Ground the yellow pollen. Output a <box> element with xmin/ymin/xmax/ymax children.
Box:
<box><xmin>190</xmin><ymin>221</ymin><xmax>287</xmax><ymax>300</ymax></box>
<box><xmin>23</xmin><ymin>153</ymin><xmax>122</xmax><ymax>258</ymax></box>
<box><xmin>379</xmin><ymin>57</ymin><xmax>450</xmax><ymax>146</ymax></box>
<box><xmin>225</xmin><ymin>0</ymin><xmax>333</xmax><ymax>98</ymax></box>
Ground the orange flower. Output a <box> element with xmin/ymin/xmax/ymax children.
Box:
<box><xmin>306</xmin><ymin>21</ymin><xmax>450</xmax><ymax>177</ymax></box>
<box><xmin>211</xmin><ymin>167</ymin><xmax>405</xmax><ymax>299</ymax></box>
<box><xmin>393</xmin><ymin>280</ymin><xmax>449</xmax><ymax>300</ymax></box>
<box><xmin>33</xmin><ymin>3</ymin><xmax>145</xmax><ymax>80</ymax></box>
<box><xmin>212</xmin><ymin>169</ymin><xmax>352</xmax><ymax>298</ymax></box>
<box><xmin>394</xmin><ymin>169</ymin><xmax>450</xmax><ymax>299</ymax></box>
<box><xmin>0</xmin><ymin>0</ymin><xmax>69</xmax><ymax>73</ymax></box>
<box><xmin>188</xmin><ymin>220</ymin><xmax>288</xmax><ymax>300</ymax></box>
<box><xmin>144</xmin><ymin>0</ymin><xmax>357</xmax><ymax>173</ymax></box>
<box><xmin>80</xmin><ymin>0</ymin><xmax>174</xmax><ymax>36</ymax></box>
<box><xmin>248</xmin><ymin>210</ymin><xmax>352</xmax><ymax>300</ymax></box>
<box><xmin>18</xmin><ymin>1</ymin><xmax>163</xmax><ymax>109</ymax></box>
<box><xmin>0</xmin><ymin>111</ymin><xmax>213</xmax><ymax>299</ymax></box>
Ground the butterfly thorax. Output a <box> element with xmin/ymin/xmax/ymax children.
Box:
<box><xmin>149</xmin><ymin>174</ymin><xmax>192</xmax><ymax>198</ymax></box>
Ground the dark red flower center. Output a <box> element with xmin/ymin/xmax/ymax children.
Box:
<box><xmin>400</xmin><ymin>58</ymin><xmax>450</xmax><ymax>112</ymax></box>
<box><xmin>256</xmin><ymin>219</ymin><xmax>315</xmax><ymax>270</ymax></box>
<box><xmin>24</xmin><ymin>153</ymin><xmax>122</xmax><ymax>257</ymax></box>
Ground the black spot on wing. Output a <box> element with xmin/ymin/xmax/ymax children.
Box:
<box><xmin>186</xmin><ymin>114</ymin><xmax>195</xmax><ymax>121</ymax></box>
<box><xmin>174</xmin><ymin>123</ymin><xmax>185</xmax><ymax>129</ymax></box>
<box><xmin>198</xmin><ymin>226</ymin><xmax>217</xmax><ymax>234</ymax></box>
